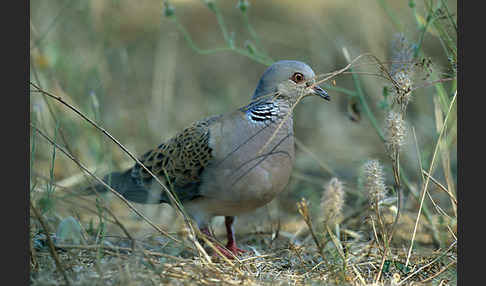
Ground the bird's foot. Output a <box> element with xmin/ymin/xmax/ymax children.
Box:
<box><xmin>200</xmin><ymin>223</ymin><xmax>247</xmax><ymax>259</ymax></box>
<box><xmin>225</xmin><ymin>241</ymin><xmax>246</xmax><ymax>255</ymax></box>
<box><xmin>211</xmin><ymin>242</ymin><xmax>246</xmax><ymax>259</ymax></box>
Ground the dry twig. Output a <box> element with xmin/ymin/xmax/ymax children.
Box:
<box><xmin>30</xmin><ymin>202</ymin><xmax>72</xmax><ymax>286</ymax></box>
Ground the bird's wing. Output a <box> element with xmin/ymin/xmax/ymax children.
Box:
<box><xmin>125</xmin><ymin>115</ymin><xmax>222</xmax><ymax>203</ymax></box>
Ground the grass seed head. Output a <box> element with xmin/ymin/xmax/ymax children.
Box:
<box><xmin>321</xmin><ymin>177</ymin><xmax>345</xmax><ymax>227</ymax></box>
<box><xmin>390</xmin><ymin>33</ymin><xmax>414</xmax><ymax>77</ymax></box>
<box><xmin>389</xmin><ymin>33</ymin><xmax>414</xmax><ymax>112</ymax></box>
<box><xmin>297</xmin><ymin>198</ymin><xmax>311</xmax><ymax>223</ymax></box>
<box><xmin>392</xmin><ymin>71</ymin><xmax>413</xmax><ymax>112</ymax></box>
<box><xmin>384</xmin><ymin>110</ymin><xmax>407</xmax><ymax>158</ymax></box>
<box><xmin>362</xmin><ymin>160</ymin><xmax>387</xmax><ymax>208</ymax></box>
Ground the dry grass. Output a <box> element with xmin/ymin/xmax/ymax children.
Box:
<box><xmin>30</xmin><ymin>211</ymin><xmax>456</xmax><ymax>285</ymax></box>
<box><xmin>30</xmin><ymin>0</ymin><xmax>457</xmax><ymax>285</ymax></box>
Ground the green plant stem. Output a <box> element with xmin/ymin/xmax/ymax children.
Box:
<box><xmin>47</xmin><ymin>122</ymin><xmax>59</xmax><ymax>195</ymax></box>
<box><xmin>242</xmin><ymin>12</ymin><xmax>260</xmax><ymax>47</ymax></box>
<box><xmin>241</xmin><ymin>11</ymin><xmax>273</xmax><ymax>62</ymax></box>
<box><xmin>213</xmin><ymin>1</ymin><xmax>274</xmax><ymax>64</ymax></box>
<box><xmin>411</xmin><ymin>2</ymin><xmax>440</xmax><ymax>59</ymax></box>
<box><xmin>211</xmin><ymin>3</ymin><xmax>231</xmax><ymax>46</ymax></box>
<box><xmin>420</xmin><ymin>0</ymin><xmax>457</xmax><ymax>66</ymax></box>
<box><xmin>439</xmin><ymin>0</ymin><xmax>457</xmax><ymax>31</ymax></box>
<box><xmin>171</xmin><ymin>17</ymin><xmax>273</xmax><ymax>66</ymax></box>
<box><xmin>30</xmin><ymin>56</ymin><xmax>75</xmax><ymax>156</ymax></box>
<box><xmin>30</xmin><ymin>113</ymin><xmax>37</xmax><ymax>189</ymax></box>
<box><xmin>349</xmin><ymin>68</ymin><xmax>385</xmax><ymax>141</ymax></box>
<box><xmin>414</xmin><ymin>18</ymin><xmax>433</xmax><ymax>59</ymax></box>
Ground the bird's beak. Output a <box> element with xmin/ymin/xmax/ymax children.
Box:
<box><xmin>312</xmin><ymin>85</ymin><xmax>330</xmax><ymax>101</ymax></box>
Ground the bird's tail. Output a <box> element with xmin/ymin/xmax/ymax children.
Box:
<box><xmin>83</xmin><ymin>169</ymin><xmax>133</xmax><ymax>196</ymax></box>
<box><xmin>82</xmin><ymin>169</ymin><xmax>167</xmax><ymax>204</ymax></box>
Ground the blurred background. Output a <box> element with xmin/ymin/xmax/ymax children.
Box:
<box><xmin>30</xmin><ymin>0</ymin><xmax>457</xmax><ymax>248</ymax></box>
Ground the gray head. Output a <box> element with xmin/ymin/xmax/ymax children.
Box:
<box><xmin>252</xmin><ymin>60</ymin><xmax>329</xmax><ymax>101</ymax></box>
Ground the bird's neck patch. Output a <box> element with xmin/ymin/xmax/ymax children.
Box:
<box><xmin>243</xmin><ymin>99</ymin><xmax>281</xmax><ymax>123</ymax></box>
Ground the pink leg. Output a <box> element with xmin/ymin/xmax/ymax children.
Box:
<box><xmin>199</xmin><ymin>217</ymin><xmax>245</xmax><ymax>259</ymax></box>
<box><xmin>224</xmin><ymin>216</ymin><xmax>246</xmax><ymax>255</ymax></box>
<box><xmin>199</xmin><ymin>226</ymin><xmax>235</xmax><ymax>259</ymax></box>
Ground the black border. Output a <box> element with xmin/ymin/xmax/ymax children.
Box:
<box><xmin>26</xmin><ymin>0</ymin><xmax>31</xmax><ymax>284</ymax></box>
<box><xmin>456</xmin><ymin>0</ymin><xmax>464</xmax><ymax>285</ymax></box>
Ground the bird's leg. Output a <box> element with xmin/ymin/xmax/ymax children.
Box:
<box><xmin>224</xmin><ymin>216</ymin><xmax>246</xmax><ymax>255</ymax></box>
<box><xmin>198</xmin><ymin>217</ymin><xmax>245</xmax><ymax>259</ymax></box>
<box><xmin>199</xmin><ymin>225</ymin><xmax>237</xmax><ymax>259</ymax></box>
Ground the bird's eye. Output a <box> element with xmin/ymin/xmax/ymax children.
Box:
<box><xmin>291</xmin><ymin>72</ymin><xmax>305</xmax><ymax>83</ymax></box>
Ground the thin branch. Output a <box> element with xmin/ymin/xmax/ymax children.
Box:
<box><xmin>405</xmin><ymin>91</ymin><xmax>456</xmax><ymax>267</ymax></box>
<box><xmin>399</xmin><ymin>240</ymin><xmax>456</xmax><ymax>285</ymax></box>
<box><xmin>30</xmin><ymin>123</ymin><xmax>180</xmax><ymax>244</ymax></box>
<box><xmin>422</xmin><ymin>169</ymin><xmax>457</xmax><ymax>205</ymax></box>
<box><xmin>31</xmin><ymin>202</ymin><xmax>72</xmax><ymax>286</ymax></box>
<box><xmin>29</xmin><ymin>83</ymin><xmax>199</xmax><ymax>243</ymax></box>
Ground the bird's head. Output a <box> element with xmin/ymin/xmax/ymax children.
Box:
<box><xmin>252</xmin><ymin>60</ymin><xmax>330</xmax><ymax>102</ymax></box>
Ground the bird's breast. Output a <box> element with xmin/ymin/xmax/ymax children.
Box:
<box><xmin>196</xmin><ymin>112</ymin><xmax>295</xmax><ymax>216</ymax></box>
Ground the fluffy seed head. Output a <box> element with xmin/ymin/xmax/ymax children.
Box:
<box><xmin>384</xmin><ymin>111</ymin><xmax>407</xmax><ymax>158</ymax></box>
<box><xmin>392</xmin><ymin>71</ymin><xmax>413</xmax><ymax>112</ymax></box>
<box><xmin>390</xmin><ymin>33</ymin><xmax>414</xmax><ymax>77</ymax></box>
<box><xmin>389</xmin><ymin>33</ymin><xmax>414</xmax><ymax>112</ymax></box>
<box><xmin>362</xmin><ymin>160</ymin><xmax>387</xmax><ymax>208</ymax></box>
<box><xmin>321</xmin><ymin>178</ymin><xmax>345</xmax><ymax>226</ymax></box>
